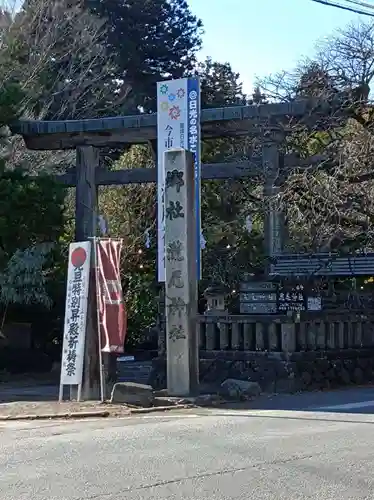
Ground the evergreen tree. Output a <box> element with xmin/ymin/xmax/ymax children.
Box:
<box><xmin>251</xmin><ymin>86</ymin><xmax>267</xmax><ymax>105</ymax></box>
<box><xmin>196</xmin><ymin>57</ymin><xmax>246</xmax><ymax>108</ymax></box>
<box><xmin>85</xmin><ymin>0</ymin><xmax>203</xmax><ymax>112</ymax></box>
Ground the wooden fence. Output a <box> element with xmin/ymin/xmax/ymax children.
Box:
<box><xmin>196</xmin><ymin>314</ymin><xmax>374</xmax><ymax>353</ymax></box>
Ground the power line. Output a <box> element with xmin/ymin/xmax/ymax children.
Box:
<box><xmin>310</xmin><ymin>0</ymin><xmax>374</xmax><ymax>16</ymax></box>
<box><xmin>311</xmin><ymin>0</ymin><xmax>374</xmax><ymax>15</ymax></box>
<box><xmin>344</xmin><ymin>0</ymin><xmax>374</xmax><ymax>10</ymax></box>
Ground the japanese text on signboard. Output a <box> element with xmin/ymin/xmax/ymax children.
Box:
<box><xmin>188</xmin><ymin>90</ymin><xmax>198</xmax><ymax>155</ymax></box>
<box><xmin>65</xmin><ymin>266</ymin><xmax>84</xmax><ymax>377</ymax></box>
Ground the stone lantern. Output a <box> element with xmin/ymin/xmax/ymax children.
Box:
<box><xmin>204</xmin><ymin>284</ymin><xmax>229</xmax><ymax>316</ymax></box>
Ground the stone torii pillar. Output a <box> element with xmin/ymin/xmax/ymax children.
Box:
<box><xmin>163</xmin><ymin>149</ymin><xmax>199</xmax><ymax>396</ymax></box>
<box><xmin>262</xmin><ymin>132</ymin><xmax>296</xmax><ymax>352</ymax></box>
<box><xmin>262</xmin><ymin>130</ymin><xmax>284</xmax><ymax>274</ymax></box>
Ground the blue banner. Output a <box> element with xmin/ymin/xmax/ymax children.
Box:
<box><xmin>187</xmin><ymin>78</ymin><xmax>201</xmax><ymax>280</ymax></box>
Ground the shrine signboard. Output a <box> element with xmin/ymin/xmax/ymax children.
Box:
<box><xmin>156</xmin><ymin>78</ymin><xmax>201</xmax><ymax>282</ymax></box>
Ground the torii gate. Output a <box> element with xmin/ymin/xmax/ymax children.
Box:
<box><xmin>10</xmin><ymin>99</ymin><xmax>326</xmax><ymax>398</ymax></box>
<box><xmin>11</xmin><ymin>99</ymin><xmax>323</xmax><ymax>258</ymax></box>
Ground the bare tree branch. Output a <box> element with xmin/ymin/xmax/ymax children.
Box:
<box><xmin>0</xmin><ymin>0</ymin><xmax>130</xmax><ymax>121</ymax></box>
<box><xmin>256</xmin><ymin>18</ymin><xmax>374</xmax><ymax>253</ymax></box>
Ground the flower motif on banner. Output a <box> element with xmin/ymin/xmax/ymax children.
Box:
<box><xmin>169</xmin><ymin>105</ymin><xmax>181</xmax><ymax>120</ymax></box>
<box><xmin>177</xmin><ymin>88</ymin><xmax>185</xmax><ymax>99</ymax></box>
<box><xmin>160</xmin><ymin>101</ymin><xmax>168</xmax><ymax>112</ymax></box>
<box><xmin>168</xmin><ymin>93</ymin><xmax>176</xmax><ymax>102</ymax></box>
<box><xmin>160</xmin><ymin>84</ymin><xmax>168</xmax><ymax>95</ymax></box>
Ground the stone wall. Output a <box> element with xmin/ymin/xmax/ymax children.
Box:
<box><xmin>149</xmin><ymin>348</ymin><xmax>374</xmax><ymax>394</ymax></box>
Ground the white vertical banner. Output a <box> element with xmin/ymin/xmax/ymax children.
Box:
<box><xmin>157</xmin><ymin>77</ymin><xmax>201</xmax><ymax>282</ymax></box>
<box><xmin>60</xmin><ymin>241</ymin><xmax>91</xmax><ymax>387</ymax></box>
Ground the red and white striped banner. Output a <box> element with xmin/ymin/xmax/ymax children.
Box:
<box><xmin>95</xmin><ymin>239</ymin><xmax>127</xmax><ymax>353</ymax></box>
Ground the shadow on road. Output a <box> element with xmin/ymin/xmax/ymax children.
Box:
<box><xmin>0</xmin><ymin>384</ymin><xmax>59</xmax><ymax>404</ymax></box>
<box><xmin>203</xmin><ymin>410</ymin><xmax>374</xmax><ymax>426</ymax></box>
<box><xmin>203</xmin><ymin>385</ymin><xmax>374</xmax><ymax>416</ymax></box>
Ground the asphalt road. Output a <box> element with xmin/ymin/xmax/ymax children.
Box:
<box><xmin>2</xmin><ymin>388</ymin><xmax>374</xmax><ymax>500</ymax></box>
<box><xmin>247</xmin><ymin>385</ymin><xmax>374</xmax><ymax>414</ymax></box>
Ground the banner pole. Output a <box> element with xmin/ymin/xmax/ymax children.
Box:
<box><xmin>92</xmin><ymin>237</ymin><xmax>105</xmax><ymax>403</ymax></box>
<box><xmin>59</xmin><ymin>383</ymin><xmax>63</xmax><ymax>402</ymax></box>
<box><xmin>77</xmin><ymin>383</ymin><xmax>82</xmax><ymax>402</ymax></box>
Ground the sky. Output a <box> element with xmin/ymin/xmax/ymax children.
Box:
<box><xmin>188</xmin><ymin>0</ymin><xmax>369</xmax><ymax>95</ymax></box>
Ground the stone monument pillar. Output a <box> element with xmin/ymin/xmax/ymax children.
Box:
<box><xmin>164</xmin><ymin>149</ymin><xmax>199</xmax><ymax>396</ymax></box>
